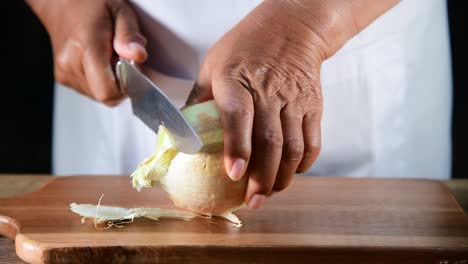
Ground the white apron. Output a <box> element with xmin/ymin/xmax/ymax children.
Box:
<box><xmin>53</xmin><ymin>0</ymin><xmax>452</xmax><ymax>179</ymax></box>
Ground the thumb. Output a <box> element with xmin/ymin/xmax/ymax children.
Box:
<box><xmin>185</xmin><ymin>66</ymin><xmax>214</xmax><ymax>106</ymax></box>
<box><xmin>112</xmin><ymin>3</ymin><xmax>147</xmax><ymax>62</ymax></box>
<box><xmin>185</xmin><ymin>82</ymin><xmax>214</xmax><ymax>107</ymax></box>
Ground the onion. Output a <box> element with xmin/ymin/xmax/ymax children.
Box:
<box><xmin>71</xmin><ymin>101</ymin><xmax>246</xmax><ymax>227</ymax></box>
<box><xmin>131</xmin><ymin>100</ymin><xmax>247</xmax><ymax>222</ymax></box>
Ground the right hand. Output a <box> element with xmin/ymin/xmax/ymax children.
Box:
<box><xmin>27</xmin><ymin>0</ymin><xmax>148</xmax><ymax>106</ymax></box>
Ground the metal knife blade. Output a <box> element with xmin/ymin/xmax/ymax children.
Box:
<box><xmin>116</xmin><ymin>60</ymin><xmax>202</xmax><ymax>154</ymax></box>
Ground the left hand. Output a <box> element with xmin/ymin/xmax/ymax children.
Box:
<box><xmin>186</xmin><ymin>1</ymin><xmax>327</xmax><ymax>209</ymax></box>
<box><xmin>186</xmin><ymin>0</ymin><xmax>399</xmax><ymax>209</ymax></box>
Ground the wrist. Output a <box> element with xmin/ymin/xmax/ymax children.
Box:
<box><xmin>280</xmin><ymin>0</ymin><xmax>401</xmax><ymax>58</ymax></box>
<box><xmin>280</xmin><ymin>0</ymin><xmax>357</xmax><ymax>59</ymax></box>
<box><xmin>261</xmin><ymin>0</ymin><xmax>399</xmax><ymax>59</ymax></box>
<box><xmin>251</xmin><ymin>0</ymin><xmax>355</xmax><ymax>61</ymax></box>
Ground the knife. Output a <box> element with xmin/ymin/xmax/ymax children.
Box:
<box><xmin>116</xmin><ymin>60</ymin><xmax>203</xmax><ymax>154</ymax></box>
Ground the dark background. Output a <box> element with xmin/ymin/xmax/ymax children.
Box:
<box><xmin>1</xmin><ymin>1</ymin><xmax>466</xmax><ymax>178</ymax></box>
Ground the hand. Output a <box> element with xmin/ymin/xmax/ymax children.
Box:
<box><xmin>186</xmin><ymin>1</ymin><xmax>326</xmax><ymax>209</ymax></box>
<box><xmin>186</xmin><ymin>0</ymin><xmax>399</xmax><ymax>208</ymax></box>
<box><xmin>27</xmin><ymin>0</ymin><xmax>147</xmax><ymax>106</ymax></box>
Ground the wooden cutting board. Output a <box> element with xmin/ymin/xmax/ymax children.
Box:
<box><xmin>0</xmin><ymin>176</ymin><xmax>467</xmax><ymax>264</ymax></box>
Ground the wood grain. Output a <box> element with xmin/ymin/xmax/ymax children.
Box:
<box><xmin>0</xmin><ymin>175</ymin><xmax>51</xmax><ymax>198</ymax></box>
<box><xmin>0</xmin><ymin>176</ymin><xmax>467</xmax><ymax>264</ymax></box>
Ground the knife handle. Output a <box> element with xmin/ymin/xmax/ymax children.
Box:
<box><xmin>115</xmin><ymin>59</ymin><xmax>136</xmax><ymax>94</ymax></box>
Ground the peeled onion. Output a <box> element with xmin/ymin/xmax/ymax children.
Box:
<box><xmin>131</xmin><ymin>100</ymin><xmax>247</xmax><ymax>218</ymax></box>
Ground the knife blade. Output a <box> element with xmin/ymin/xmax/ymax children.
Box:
<box><xmin>116</xmin><ymin>60</ymin><xmax>203</xmax><ymax>154</ymax></box>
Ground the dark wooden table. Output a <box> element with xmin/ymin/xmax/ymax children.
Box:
<box><xmin>1</xmin><ymin>175</ymin><xmax>467</xmax><ymax>263</ymax></box>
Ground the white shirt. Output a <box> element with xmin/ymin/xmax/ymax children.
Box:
<box><xmin>53</xmin><ymin>0</ymin><xmax>452</xmax><ymax>179</ymax></box>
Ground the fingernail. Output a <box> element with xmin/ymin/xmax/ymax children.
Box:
<box><xmin>127</xmin><ymin>42</ymin><xmax>146</xmax><ymax>54</ymax></box>
<box><xmin>229</xmin><ymin>159</ymin><xmax>245</xmax><ymax>181</ymax></box>
<box><xmin>248</xmin><ymin>194</ymin><xmax>266</xmax><ymax>209</ymax></box>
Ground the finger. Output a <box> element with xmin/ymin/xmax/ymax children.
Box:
<box><xmin>296</xmin><ymin>110</ymin><xmax>322</xmax><ymax>173</ymax></box>
<box><xmin>55</xmin><ymin>64</ymin><xmax>87</xmax><ymax>97</ymax></box>
<box><xmin>273</xmin><ymin>106</ymin><xmax>304</xmax><ymax>192</ymax></box>
<box><xmin>246</xmin><ymin>101</ymin><xmax>283</xmax><ymax>208</ymax></box>
<box><xmin>54</xmin><ymin>41</ymin><xmax>93</xmax><ymax>97</ymax></box>
<box><xmin>212</xmin><ymin>77</ymin><xmax>254</xmax><ymax>183</ymax></box>
<box><xmin>83</xmin><ymin>30</ymin><xmax>123</xmax><ymax>106</ymax></box>
<box><xmin>56</xmin><ymin>67</ymin><xmax>91</xmax><ymax>99</ymax></box>
<box><xmin>112</xmin><ymin>4</ymin><xmax>147</xmax><ymax>62</ymax></box>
